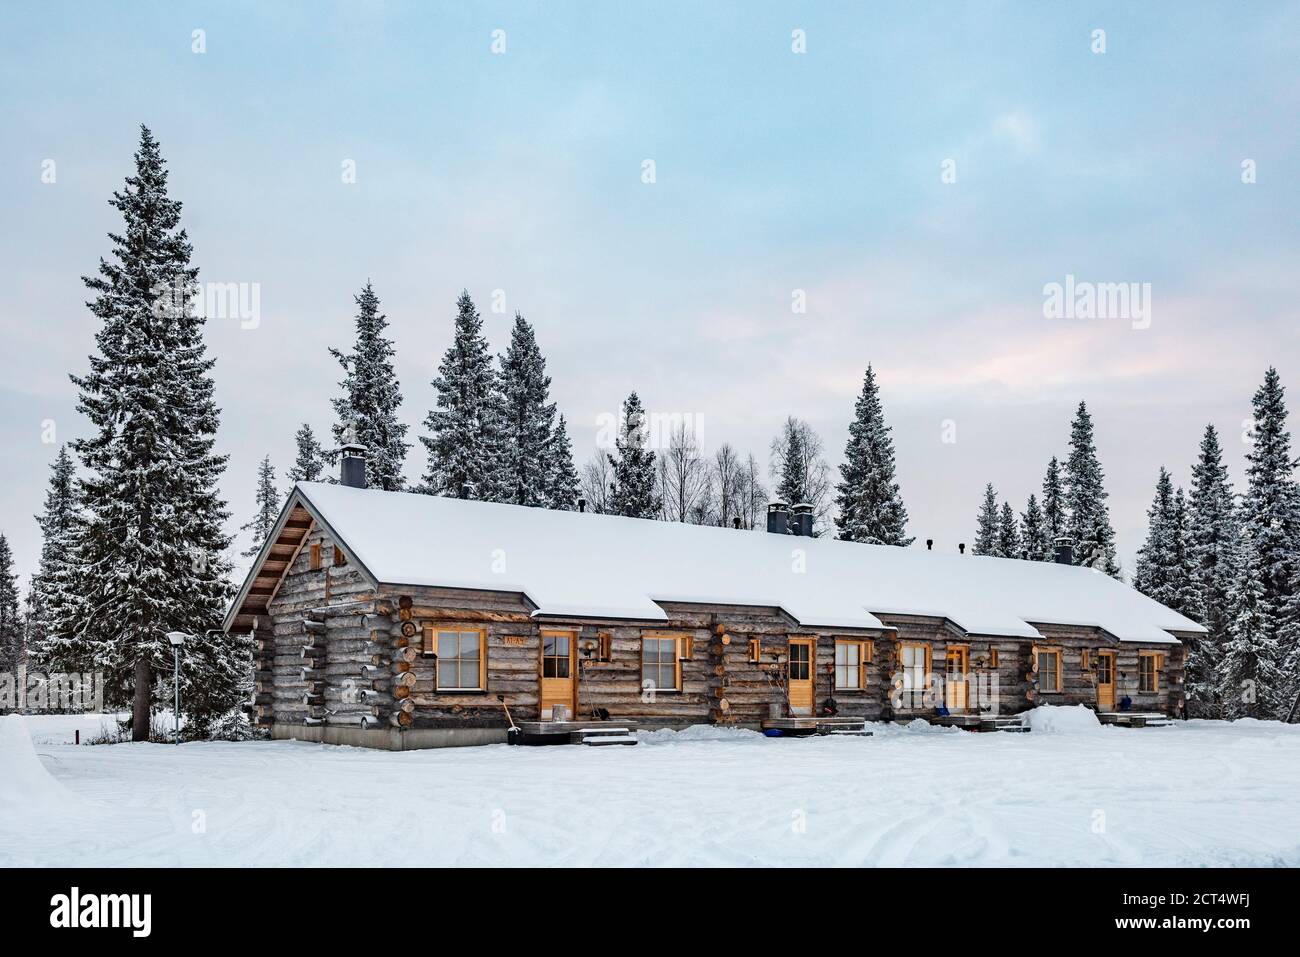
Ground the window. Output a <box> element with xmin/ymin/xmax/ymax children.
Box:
<box><xmin>542</xmin><ymin>631</ymin><xmax>572</xmax><ymax>678</ymax></box>
<box><xmin>596</xmin><ymin>632</ymin><xmax>612</xmax><ymax>662</ymax></box>
<box><xmin>1096</xmin><ymin>652</ymin><xmax>1114</xmax><ymax>684</ymax></box>
<box><xmin>748</xmin><ymin>638</ymin><xmax>761</xmax><ymax>663</ymax></box>
<box><xmin>309</xmin><ymin>542</ymin><xmax>322</xmax><ymax>570</ymax></box>
<box><xmin>1036</xmin><ymin>648</ymin><xmax>1062</xmax><ymax>693</ymax></box>
<box><xmin>1138</xmin><ymin>653</ymin><xmax>1160</xmax><ymax>693</ymax></box>
<box><xmin>435</xmin><ymin>628</ymin><xmax>487</xmax><ymax>691</ymax></box>
<box><xmin>1080</xmin><ymin>649</ymin><xmax>1090</xmax><ymax>670</ymax></box>
<box><xmin>788</xmin><ymin>641</ymin><xmax>812</xmax><ymax>681</ymax></box>
<box><xmin>835</xmin><ymin>639</ymin><xmax>867</xmax><ymax>691</ymax></box>
<box><xmin>642</xmin><ymin>635</ymin><xmax>681</xmax><ymax>692</ymax></box>
<box><xmin>681</xmin><ymin>636</ymin><xmax>694</xmax><ymax>660</ymax></box>
<box><xmin>989</xmin><ymin>648</ymin><xmax>999</xmax><ymax>668</ymax></box>
<box><xmin>899</xmin><ymin>643</ymin><xmax>929</xmax><ymax>691</ymax></box>
<box><xmin>333</xmin><ymin>546</ymin><xmax>346</xmax><ymax>567</ymax></box>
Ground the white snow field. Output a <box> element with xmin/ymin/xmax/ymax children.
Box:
<box><xmin>2</xmin><ymin>709</ymin><xmax>1299</xmax><ymax>867</ymax></box>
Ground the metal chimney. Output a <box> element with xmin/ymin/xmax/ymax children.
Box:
<box><xmin>339</xmin><ymin>424</ymin><xmax>366</xmax><ymax>489</ymax></box>
<box><xmin>766</xmin><ymin>502</ymin><xmax>791</xmax><ymax>535</ymax></box>
<box><xmin>790</xmin><ymin>503</ymin><xmax>813</xmax><ymax>537</ymax></box>
<box><xmin>1053</xmin><ymin>536</ymin><xmax>1074</xmax><ymax>565</ymax></box>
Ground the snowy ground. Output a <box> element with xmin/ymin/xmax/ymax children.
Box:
<box><xmin>3</xmin><ymin>709</ymin><xmax>1299</xmax><ymax>867</ymax></box>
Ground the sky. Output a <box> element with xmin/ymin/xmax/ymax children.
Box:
<box><xmin>1</xmin><ymin>1</ymin><xmax>1297</xmax><ymax>589</ymax></box>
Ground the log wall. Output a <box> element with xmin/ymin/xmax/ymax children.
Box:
<box><xmin>256</xmin><ymin>559</ymin><xmax>1186</xmax><ymax>736</ymax></box>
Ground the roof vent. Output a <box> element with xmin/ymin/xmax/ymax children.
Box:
<box><xmin>1053</xmin><ymin>536</ymin><xmax>1074</xmax><ymax>565</ymax></box>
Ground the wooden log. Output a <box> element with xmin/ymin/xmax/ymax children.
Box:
<box><xmin>301</xmin><ymin>619</ymin><xmax>327</xmax><ymax>635</ymax></box>
<box><xmin>398</xmin><ymin>595</ymin><xmax>413</xmax><ymax>610</ymax></box>
<box><xmin>395</xmin><ymin>697</ymin><xmax>415</xmax><ymax>714</ymax></box>
<box><xmin>390</xmin><ymin>710</ymin><xmax>413</xmax><ymax>728</ymax></box>
<box><xmin>400</xmin><ymin>621</ymin><xmax>418</xmax><ymax>638</ymax></box>
<box><xmin>301</xmin><ymin>645</ymin><xmax>328</xmax><ymax>659</ymax></box>
<box><xmin>393</xmin><ymin>684</ymin><xmax>411</xmax><ymax>700</ymax></box>
<box><xmin>393</xmin><ymin>660</ymin><xmax>412</xmax><ymax>674</ymax></box>
<box><xmin>393</xmin><ymin>671</ymin><xmax>417</xmax><ymax>689</ymax></box>
<box><xmin>393</xmin><ymin>645</ymin><xmax>418</xmax><ymax>665</ymax></box>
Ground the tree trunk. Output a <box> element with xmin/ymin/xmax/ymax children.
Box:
<box><xmin>133</xmin><ymin>658</ymin><xmax>152</xmax><ymax>742</ymax></box>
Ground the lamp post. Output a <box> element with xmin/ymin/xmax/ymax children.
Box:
<box><xmin>165</xmin><ymin>632</ymin><xmax>189</xmax><ymax>745</ymax></box>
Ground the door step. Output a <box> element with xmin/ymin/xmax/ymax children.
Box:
<box><xmin>570</xmin><ymin>727</ymin><xmax>638</xmax><ymax>746</ymax></box>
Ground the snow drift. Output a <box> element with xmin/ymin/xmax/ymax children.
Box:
<box><xmin>0</xmin><ymin>714</ymin><xmax>83</xmax><ymax>811</ymax></box>
<box><xmin>1023</xmin><ymin>704</ymin><xmax>1103</xmax><ymax>734</ymax></box>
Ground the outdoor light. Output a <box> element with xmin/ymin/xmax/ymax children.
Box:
<box><xmin>165</xmin><ymin>631</ymin><xmax>190</xmax><ymax>746</ymax></box>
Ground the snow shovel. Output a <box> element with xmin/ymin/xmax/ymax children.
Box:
<box><xmin>498</xmin><ymin>695</ymin><xmax>522</xmax><ymax>746</ymax></box>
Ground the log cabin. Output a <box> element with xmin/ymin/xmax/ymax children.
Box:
<box><xmin>223</xmin><ymin>442</ymin><xmax>1204</xmax><ymax>748</ymax></box>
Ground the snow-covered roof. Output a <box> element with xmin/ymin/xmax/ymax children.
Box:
<box><xmin>241</xmin><ymin>482</ymin><xmax>1202</xmax><ymax>645</ymax></box>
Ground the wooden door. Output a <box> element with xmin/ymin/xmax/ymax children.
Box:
<box><xmin>788</xmin><ymin>638</ymin><xmax>815</xmax><ymax>716</ymax></box>
<box><xmin>540</xmin><ymin>630</ymin><xmax>577</xmax><ymax>720</ymax></box>
<box><xmin>1095</xmin><ymin>651</ymin><xmax>1115</xmax><ymax>711</ymax></box>
<box><xmin>945</xmin><ymin>646</ymin><xmax>969</xmax><ymax>712</ymax></box>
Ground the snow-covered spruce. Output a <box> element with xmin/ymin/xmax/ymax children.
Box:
<box><xmin>288</xmin><ymin>422</ymin><xmax>326</xmax><ymax>484</ymax></box>
<box><xmin>59</xmin><ymin>126</ymin><xmax>248</xmax><ymax>739</ymax></box>
<box><xmin>25</xmin><ymin>446</ymin><xmax>79</xmax><ymax>669</ymax></box>
<box><xmin>606</xmin><ymin>391</ymin><xmax>661</xmax><ymax>519</ymax></box>
<box><xmin>834</xmin><ymin>365</ymin><xmax>913</xmax><ymax>546</ymax></box>
<box><xmin>973</xmin><ymin>483</ymin><xmax>999</xmax><ymax>556</ymax></box>
<box><xmin>420</xmin><ymin>290</ymin><xmax>505</xmax><ymax>501</ymax></box>
<box><xmin>329</xmin><ymin>281</ymin><xmax>410</xmax><ymax>491</ymax></box>
<box><xmin>496</xmin><ymin>312</ymin><xmax>577</xmax><ymax>510</ymax></box>
<box><xmin>770</xmin><ymin>416</ymin><xmax>831</xmax><ymax>534</ymax></box>
<box><xmin>240</xmin><ymin>455</ymin><xmax>280</xmax><ymax>558</ymax></box>
<box><xmin>1063</xmin><ymin>401</ymin><xmax>1119</xmax><ymax>576</ymax></box>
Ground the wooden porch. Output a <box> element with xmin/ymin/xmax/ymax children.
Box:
<box><xmin>760</xmin><ymin>716</ymin><xmax>871</xmax><ymax>737</ymax></box>
<box><xmin>1096</xmin><ymin>711</ymin><xmax>1175</xmax><ymax>728</ymax></box>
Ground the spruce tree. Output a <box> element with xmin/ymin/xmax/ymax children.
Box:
<box><xmin>1063</xmin><ymin>401</ymin><xmax>1119</xmax><ymax>576</ymax></box>
<box><xmin>64</xmin><ymin>127</ymin><xmax>244</xmax><ymax>739</ymax></box>
<box><xmin>1185</xmin><ymin>425</ymin><xmax>1236</xmax><ymax>716</ymax></box>
<box><xmin>1170</xmin><ymin>487</ymin><xmax>1200</xmax><ymax>619</ymax></box>
<box><xmin>1041</xmin><ymin>456</ymin><xmax>1066</xmax><ymax>544</ymax></box>
<box><xmin>26</xmin><ymin>446</ymin><xmax>79</xmax><ymax>667</ymax></box>
<box><xmin>1021</xmin><ymin>494</ymin><xmax>1051</xmax><ymax>562</ymax></box>
<box><xmin>1134</xmin><ymin>468</ymin><xmax>1177</xmax><ymax>605</ymax></box>
<box><xmin>997</xmin><ymin>501</ymin><xmax>1021</xmax><ymax>558</ymax></box>
<box><xmin>770</xmin><ymin>417</ymin><xmax>832</xmax><ymax>532</ymax></box>
<box><xmin>607</xmin><ymin>391</ymin><xmax>661</xmax><ymax>518</ymax></box>
<box><xmin>834</xmin><ymin>365</ymin><xmax>913</xmax><ymax>546</ymax></box>
<box><xmin>546</xmin><ymin>414</ymin><xmax>580</xmax><ymax>510</ymax></box>
<box><xmin>0</xmin><ymin>534</ymin><xmax>21</xmax><ymax>673</ymax></box>
<box><xmin>241</xmin><ymin>456</ymin><xmax>281</xmax><ymax>558</ymax></box>
<box><xmin>288</xmin><ymin>423</ymin><xmax>326</xmax><ymax>484</ymax></box>
<box><xmin>1220</xmin><ymin>527</ymin><xmax>1283</xmax><ymax>719</ymax></box>
<box><xmin>330</xmin><ymin>281</ymin><xmax>409</xmax><ymax>490</ymax></box>
<box><xmin>497</xmin><ymin>312</ymin><xmax>559</xmax><ymax>507</ymax></box>
<box><xmin>1235</xmin><ymin>367</ymin><xmax>1298</xmax><ymax>717</ymax></box>
<box><xmin>420</xmin><ymin>290</ymin><xmax>504</xmax><ymax>500</ymax></box>
<box><xmin>973</xmin><ymin>484</ymin><xmax>999</xmax><ymax>556</ymax></box>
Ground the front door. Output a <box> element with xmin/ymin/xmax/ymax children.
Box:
<box><xmin>1096</xmin><ymin>650</ymin><xmax>1115</xmax><ymax>711</ymax></box>
<box><xmin>540</xmin><ymin>630</ymin><xmax>577</xmax><ymax>720</ymax></box>
<box><xmin>945</xmin><ymin>646</ymin><xmax>969</xmax><ymax>713</ymax></box>
<box><xmin>788</xmin><ymin>638</ymin><xmax>815</xmax><ymax>716</ymax></box>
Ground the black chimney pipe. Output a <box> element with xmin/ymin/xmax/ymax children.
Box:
<box><xmin>766</xmin><ymin>502</ymin><xmax>791</xmax><ymax>535</ymax></box>
<box><xmin>790</xmin><ymin>503</ymin><xmax>813</xmax><ymax>537</ymax></box>
<box><xmin>1053</xmin><ymin>536</ymin><xmax>1074</xmax><ymax>565</ymax></box>
<box><xmin>577</xmin><ymin>497</ymin><xmax>587</xmax><ymax>513</ymax></box>
<box><xmin>926</xmin><ymin>539</ymin><xmax>933</xmax><ymax>551</ymax></box>
<box><xmin>732</xmin><ymin>516</ymin><xmax>741</xmax><ymax>529</ymax></box>
<box><xmin>339</xmin><ymin>428</ymin><xmax>367</xmax><ymax>489</ymax></box>
<box><xmin>958</xmin><ymin>543</ymin><xmax>966</xmax><ymax>555</ymax></box>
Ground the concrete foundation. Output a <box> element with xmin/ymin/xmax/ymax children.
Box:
<box><xmin>271</xmin><ymin>723</ymin><xmax>508</xmax><ymax>750</ymax></box>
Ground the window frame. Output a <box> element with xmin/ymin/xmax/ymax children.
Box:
<box><xmin>834</xmin><ymin>638</ymin><xmax>868</xmax><ymax>692</ymax></box>
<box><xmin>309</xmin><ymin>542</ymin><xmax>322</xmax><ymax>570</ymax></box>
<box><xmin>641</xmin><ymin>633</ymin><xmax>683</xmax><ymax>693</ymax></box>
<box><xmin>1138</xmin><ymin>652</ymin><xmax>1161</xmax><ymax>694</ymax></box>
<box><xmin>748</xmin><ymin>638</ymin><xmax>762</xmax><ymax>663</ymax></box>
<box><xmin>540</xmin><ymin>628</ymin><xmax>576</xmax><ymax>680</ymax></box>
<box><xmin>428</xmin><ymin>625</ymin><xmax>488</xmax><ymax>692</ymax></box>
<box><xmin>1035</xmin><ymin>646</ymin><xmax>1063</xmax><ymax>694</ymax></box>
<box><xmin>898</xmin><ymin>642</ymin><xmax>931</xmax><ymax>692</ymax></box>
